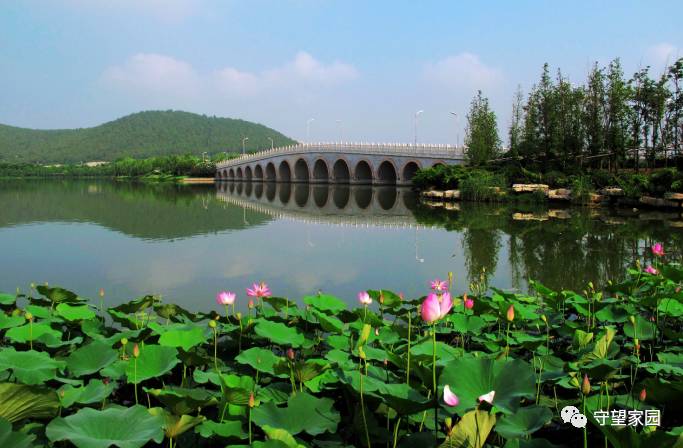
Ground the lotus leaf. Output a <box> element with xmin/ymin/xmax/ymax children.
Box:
<box><xmin>0</xmin><ymin>348</ymin><xmax>66</xmax><ymax>385</ymax></box>
<box><xmin>496</xmin><ymin>405</ymin><xmax>553</xmax><ymax>439</ymax></box>
<box><xmin>252</xmin><ymin>392</ymin><xmax>339</xmax><ymax>436</ymax></box>
<box><xmin>254</xmin><ymin>319</ymin><xmax>305</xmax><ymax>347</ymax></box>
<box><xmin>0</xmin><ymin>418</ymin><xmax>37</xmax><ymax>448</ymax></box>
<box><xmin>66</xmin><ymin>340</ymin><xmax>119</xmax><ymax>376</ymax></box>
<box><xmin>56</xmin><ymin>303</ymin><xmax>97</xmax><ymax>321</ymax></box>
<box><xmin>0</xmin><ymin>383</ymin><xmax>59</xmax><ymax>423</ymax></box>
<box><xmin>125</xmin><ymin>344</ymin><xmax>179</xmax><ymax>384</ymax></box>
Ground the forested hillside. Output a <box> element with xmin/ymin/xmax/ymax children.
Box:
<box><xmin>0</xmin><ymin>110</ymin><xmax>296</xmax><ymax>163</ymax></box>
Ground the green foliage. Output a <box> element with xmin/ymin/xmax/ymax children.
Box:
<box><xmin>465</xmin><ymin>90</ymin><xmax>501</xmax><ymax>165</ymax></box>
<box><xmin>616</xmin><ymin>173</ymin><xmax>651</xmax><ymax>198</ymax></box>
<box><xmin>1</xmin><ymin>262</ymin><xmax>682</xmax><ymax>446</ymax></box>
<box><xmin>460</xmin><ymin>170</ymin><xmax>506</xmax><ymax>201</ymax></box>
<box><xmin>0</xmin><ymin>110</ymin><xmax>295</xmax><ymax>164</ymax></box>
<box><xmin>569</xmin><ymin>175</ymin><xmax>594</xmax><ymax>203</ymax></box>
<box><xmin>412</xmin><ymin>164</ymin><xmax>470</xmax><ymax>190</ymax></box>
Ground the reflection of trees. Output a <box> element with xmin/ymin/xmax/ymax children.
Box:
<box><xmin>411</xmin><ymin>201</ymin><xmax>683</xmax><ymax>291</ymax></box>
<box><xmin>0</xmin><ymin>180</ymin><xmax>272</xmax><ymax>240</ymax></box>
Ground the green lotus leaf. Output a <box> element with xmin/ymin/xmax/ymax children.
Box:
<box><xmin>658</xmin><ymin>298</ymin><xmax>683</xmax><ymax>317</ymax></box>
<box><xmin>254</xmin><ymin>320</ymin><xmax>305</xmax><ymax>347</ymax></box>
<box><xmin>0</xmin><ymin>418</ymin><xmax>37</xmax><ymax>448</ymax></box>
<box><xmin>623</xmin><ymin>316</ymin><xmax>655</xmax><ymax>341</ymax></box>
<box><xmin>100</xmin><ymin>360</ymin><xmax>128</xmax><ymax>381</ymax></box>
<box><xmin>495</xmin><ymin>405</ymin><xmax>553</xmax><ymax>439</ymax></box>
<box><xmin>440</xmin><ymin>410</ymin><xmax>496</xmax><ymax>448</ymax></box>
<box><xmin>5</xmin><ymin>322</ymin><xmax>61</xmax><ymax>344</ymax></box>
<box><xmin>56</xmin><ymin>303</ymin><xmax>97</xmax><ymax>321</ymax></box>
<box><xmin>66</xmin><ymin>341</ymin><xmax>119</xmax><ymax>377</ymax></box>
<box><xmin>157</xmin><ymin>326</ymin><xmax>207</xmax><ymax>351</ymax></box>
<box><xmin>196</xmin><ymin>419</ymin><xmax>245</xmax><ymax>439</ymax></box>
<box><xmin>125</xmin><ymin>345</ymin><xmax>179</xmax><ymax>384</ymax></box>
<box><xmin>302</xmin><ymin>294</ymin><xmax>346</xmax><ymax>314</ymax></box>
<box><xmin>236</xmin><ymin>347</ymin><xmax>283</xmax><ymax>375</ymax></box>
<box><xmin>0</xmin><ymin>293</ymin><xmax>16</xmax><ymax>306</ymax></box>
<box><xmin>0</xmin><ymin>383</ymin><xmax>59</xmax><ymax>423</ymax></box>
<box><xmin>110</xmin><ymin>295</ymin><xmax>160</xmax><ymax>314</ymax></box>
<box><xmin>24</xmin><ymin>305</ymin><xmax>51</xmax><ymax>319</ymax></box>
<box><xmin>46</xmin><ymin>405</ymin><xmax>164</xmax><ymax>448</ymax></box>
<box><xmin>148</xmin><ymin>407</ymin><xmax>205</xmax><ymax>439</ymax></box>
<box><xmin>153</xmin><ymin>303</ymin><xmax>197</xmax><ymax>321</ymax></box>
<box><xmin>59</xmin><ymin>380</ymin><xmax>116</xmax><ymax>408</ymax></box>
<box><xmin>252</xmin><ymin>392</ymin><xmax>340</xmax><ymax>436</ymax></box>
<box><xmin>410</xmin><ymin>339</ymin><xmax>461</xmax><ymax>366</ymax></box>
<box><xmin>261</xmin><ymin>425</ymin><xmax>306</xmax><ymax>448</ymax></box>
<box><xmin>0</xmin><ymin>313</ymin><xmax>25</xmax><ymax>330</ymax></box>
<box><xmin>368</xmin><ymin>289</ymin><xmax>402</xmax><ymax>308</ymax></box>
<box><xmin>36</xmin><ymin>285</ymin><xmax>81</xmax><ymax>304</ymax></box>
<box><xmin>439</xmin><ymin>357</ymin><xmax>535</xmax><ymax>415</ymax></box>
<box><xmin>0</xmin><ymin>348</ymin><xmax>66</xmax><ymax>385</ymax></box>
<box><xmin>449</xmin><ymin>314</ymin><xmax>487</xmax><ymax>334</ymax></box>
<box><xmin>309</xmin><ymin>309</ymin><xmax>344</xmax><ymax>334</ymax></box>
<box><xmin>145</xmin><ymin>386</ymin><xmax>217</xmax><ymax>415</ymax></box>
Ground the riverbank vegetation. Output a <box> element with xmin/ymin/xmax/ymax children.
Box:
<box><xmin>0</xmin><ymin>110</ymin><xmax>295</xmax><ymax>164</ymax></box>
<box><xmin>418</xmin><ymin>57</ymin><xmax>683</xmax><ymax>196</ymax></box>
<box><xmin>1</xmin><ymin>245</ymin><xmax>681</xmax><ymax>447</ymax></box>
<box><xmin>0</xmin><ymin>153</ymin><xmax>236</xmax><ymax>181</ymax></box>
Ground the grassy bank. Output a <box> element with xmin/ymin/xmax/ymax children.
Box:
<box><xmin>1</xmin><ymin>248</ymin><xmax>681</xmax><ymax>446</ymax></box>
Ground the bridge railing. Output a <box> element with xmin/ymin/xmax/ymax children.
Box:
<box><xmin>217</xmin><ymin>142</ymin><xmax>465</xmax><ymax>168</ymax></box>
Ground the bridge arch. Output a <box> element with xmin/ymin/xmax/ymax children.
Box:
<box><xmin>254</xmin><ymin>182</ymin><xmax>263</xmax><ymax>199</ymax></box>
<box><xmin>333</xmin><ymin>185</ymin><xmax>350</xmax><ymax>209</ymax></box>
<box><xmin>236</xmin><ymin>167</ymin><xmax>243</xmax><ymax>180</ymax></box>
<box><xmin>313</xmin><ymin>185</ymin><xmax>329</xmax><ymax>207</ymax></box>
<box><xmin>279</xmin><ymin>183</ymin><xmax>292</xmax><ymax>204</ymax></box>
<box><xmin>332</xmin><ymin>159</ymin><xmax>350</xmax><ymax>183</ymax></box>
<box><xmin>265</xmin><ymin>162</ymin><xmax>276</xmax><ymax>181</ymax></box>
<box><xmin>313</xmin><ymin>159</ymin><xmax>330</xmax><ymax>182</ymax></box>
<box><xmin>402</xmin><ymin>161</ymin><xmax>420</xmax><ymax>182</ymax></box>
<box><xmin>432</xmin><ymin>161</ymin><xmax>447</xmax><ymax>168</ymax></box>
<box><xmin>377</xmin><ymin>160</ymin><xmax>398</xmax><ymax>185</ymax></box>
<box><xmin>354</xmin><ymin>160</ymin><xmax>373</xmax><ymax>184</ymax></box>
<box><xmin>377</xmin><ymin>187</ymin><xmax>398</xmax><ymax>210</ymax></box>
<box><xmin>245</xmin><ymin>166</ymin><xmax>253</xmax><ymax>181</ymax></box>
<box><xmin>265</xmin><ymin>182</ymin><xmax>276</xmax><ymax>202</ymax></box>
<box><xmin>278</xmin><ymin>161</ymin><xmax>292</xmax><ymax>182</ymax></box>
<box><xmin>294</xmin><ymin>184</ymin><xmax>309</xmax><ymax>207</ymax></box>
<box><xmin>254</xmin><ymin>164</ymin><xmax>264</xmax><ymax>181</ymax></box>
<box><xmin>294</xmin><ymin>158</ymin><xmax>310</xmax><ymax>183</ymax></box>
<box><xmin>229</xmin><ymin>168</ymin><xmax>235</xmax><ymax>180</ymax></box>
<box><xmin>355</xmin><ymin>187</ymin><xmax>373</xmax><ymax>209</ymax></box>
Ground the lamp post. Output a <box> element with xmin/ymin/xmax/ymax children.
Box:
<box><xmin>268</xmin><ymin>137</ymin><xmax>274</xmax><ymax>150</ymax></box>
<box><xmin>306</xmin><ymin>118</ymin><xmax>315</xmax><ymax>142</ymax></box>
<box><xmin>414</xmin><ymin>110</ymin><xmax>423</xmax><ymax>146</ymax></box>
<box><xmin>242</xmin><ymin>137</ymin><xmax>249</xmax><ymax>155</ymax></box>
<box><xmin>450</xmin><ymin>111</ymin><xmax>459</xmax><ymax>148</ymax></box>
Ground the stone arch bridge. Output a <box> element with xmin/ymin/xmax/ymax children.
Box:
<box><xmin>215</xmin><ymin>142</ymin><xmax>465</xmax><ymax>186</ymax></box>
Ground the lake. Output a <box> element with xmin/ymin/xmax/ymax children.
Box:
<box><xmin>0</xmin><ymin>179</ymin><xmax>678</xmax><ymax>311</ymax></box>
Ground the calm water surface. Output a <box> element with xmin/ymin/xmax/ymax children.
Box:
<box><xmin>1</xmin><ymin>179</ymin><xmax>679</xmax><ymax>311</ymax></box>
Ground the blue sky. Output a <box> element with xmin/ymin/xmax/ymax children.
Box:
<box><xmin>1</xmin><ymin>1</ymin><xmax>681</xmax><ymax>145</ymax></box>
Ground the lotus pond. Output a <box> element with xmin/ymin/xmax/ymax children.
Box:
<box><xmin>1</xmin><ymin>247</ymin><xmax>683</xmax><ymax>447</ymax></box>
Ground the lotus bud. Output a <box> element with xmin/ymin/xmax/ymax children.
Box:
<box><xmin>121</xmin><ymin>337</ymin><xmax>128</xmax><ymax>346</ymax></box>
<box><xmin>581</xmin><ymin>374</ymin><xmax>590</xmax><ymax>395</ymax></box>
<box><xmin>444</xmin><ymin>417</ymin><xmax>452</xmax><ymax>430</ymax></box>
<box><xmin>287</xmin><ymin>348</ymin><xmax>295</xmax><ymax>361</ymax></box>
<box><xmin>59</xmin><ymin>390</ymin><xmax>65</xmax><ymax>397</ymax></box>
<box><xmin>379</xmin><ymin>292</ymin><xmax>384</xmax><ymax>305</ymax></box>
<box><xmin>248</xmin><ymin>392</ymin><xmax>255</xmax><ymax>408</ymax></box>
<box><xmin>634</xmin><ymin>338</ymin><xmax>640</xmax><ymax>353</ymax></box>
<box><xmin>635</xmin><ymin>259</ymin><xmax>641</xmax><ymax>270</ymax></box>
<box><xmin>398</xmin><ymin>292</ymin><xmax>404</xmax><ymax>302</ymax></box>
<box><xmin>30</xmin><ymin>282</ymin><xmax>36</xmax><ymax>289</ymax></box>
<box><xmin>99</xmin><ymin>288</ymin><xmax>105</xmax><ymax>297</ymax></box>
<box><xmin>629</xmin><ymin>315</ymin><xmax>636</xmax><ymax>326</ymax></box>
<box><xmin>540</xmin><ymin>314</ymin><xmax>548</xmax><ymax>325</ymax></box>
<box><xmin>248</xmin><ymin>299</ymin><xmax>254</xmax><ymax>309</ymax></box>
<box><xmin>133</xmin><ymin>343</ymin><xmax>140</xmax><ymax>358</ymax></box>
<box><xmin>374</xmin><ymin>328</ymin><xmax>380</xmax><ymax>336</ymax></box>
<box><xmin>25</xmin><ymin>311</ymin><xmax>33</xmax><ymax>321</ymax></box>
<box><xmin>236</xmin><ymin>312</ymin><xmax>242</xmax><ymax>321</ymax></box>
<box><xmin>208</xmin><ymin>320</ymin><xmax>217</xmax><ymax>329</ymax></box>
<box><xmin>383</xmin><ymin>358</ymin><xmax>388</xmax><ymax>366</ymax></box>
<box><xmin>16</xmin><ymin>287</ymin><xmax>20</xmax><ymax>295</ymax></box>
<box><xmin>639</xmin><ymin>388</ymin><xmax>647</xmax><ymax>402</ymax></box>
<box><xmin>506</xmin><ymin>305</ymin><xmax>515</xmax><ymax>322</ymax></box>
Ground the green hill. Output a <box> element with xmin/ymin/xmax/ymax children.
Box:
<box><xmin>0</xmin><ymin>110</ymin><xmax>297</xmax><ymax>164</ymax></box>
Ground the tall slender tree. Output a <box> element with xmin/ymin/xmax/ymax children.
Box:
<box><xmin>464</xmin><ymin>90</ymin><xmax>501</xmax><ymax>166</ymax></box>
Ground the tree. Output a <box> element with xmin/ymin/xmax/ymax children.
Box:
<box><xmin>583</xmin><ymin>63</ymin><xmax>606</xmax><ymax>159</ymax></box>
<box><xmin>464</xmin><ymin>90</ymin><xmax>501</xmax><ymax>166</ymax></box>
<box><xmin>508</xmin><ymin>85</ymin><xmax>525</xmax><ymax>157</ymax></box>
<box><xmin>604</xmin><ymin>59</ymin><xmax>632</xmax><ymax>172</ymax></box>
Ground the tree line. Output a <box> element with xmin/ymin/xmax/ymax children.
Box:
<box><xmin>465</xmin><ymin>57</ymin><xmax>683</xmax><ymax>172</ymax></box>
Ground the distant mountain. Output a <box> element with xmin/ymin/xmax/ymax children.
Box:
<box><xmin>0</xmin><ymin>110</ymin><xmax>297</xmax><ymax>164</ymax></box>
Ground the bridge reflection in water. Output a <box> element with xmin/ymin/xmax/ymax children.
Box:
<box><xmin>215</xmin><ymin>181</ymin><xmax>429</xmax><ymax>228</ymax></box>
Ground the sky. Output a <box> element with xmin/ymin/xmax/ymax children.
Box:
<box><xmin>1</xmin><ymin>1</ymin><xmax>682</xmax><ymax>145</ymax></box>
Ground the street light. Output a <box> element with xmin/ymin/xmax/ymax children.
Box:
<box><xmin>242</xmin><ymin>137</ymin><xmax>249</xmax><ymax>155</ymax></box>
<box><xmin>414</xmin><ymin>110</ymin><xmax>423</xmax><ymax>146</ymax></box>
<box><xmin>268</xmin><ymin>137</ymin><xmax>274</xmax><ymax>150</ymax></box>
<box><xmin>450</xmin><ymin>112</ymin><xmax>459</xmax><ymax>148</ymax></box>
<box><xmin>306</xmin><ymin>118</ymin><xmax>315</xmax><ymax>142</ymax></box>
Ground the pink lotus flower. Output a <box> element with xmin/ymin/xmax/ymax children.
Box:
<box><xmin>216</xmin><ymin>291</ymin><xmax>236</xmax><ymax>305</ymax></box>
<box><xmin>430</xmin><ymin>279</ymin><xmax>448</xmax><ymax>292</ymax></box>
<box><xmin>651</xmin><ymin>243</ymin><xmax>664</xmax><ymax>257</ymax></box>
<box><xmin>645</xmin><ymin>265</ymin><xmax>659</xmax><ymax>275</ymax></box>
<box><xmin>478</xmin><ymin>390</ymin><xmax>495</xmax><ymax>404</ymax></box>
<box><xmin>421</xmin><ymin>292</ymin><xmax>453</xmax><ymax>323</ymax></box>
<box><xmin>358</xmin><ymin>291</ymin><xmax>372</xmax><ymax>305</ymax></box>
<box><xmin>247</xmin><ymin>282</ymin><xmax>271</xmax><ymax>298</ymax></box>
<box><xmin>464</xmin><ymin>294</ymin><xmax>474</xmax><ymax>310</ymax></box>
<box><xmin>443</xmin><ymin>385</ymin><xmax>459</xmax><ymax>406</ymax></box>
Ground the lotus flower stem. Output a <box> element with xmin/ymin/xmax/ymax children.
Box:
<box><xmin>248</xmin><ymin>407</ymin><xmax>252</xmax><ymax>445</ymax></box>
<box><xmin>406</xmin><ymin>308</ymin><xmax>412</xmax><ymax>384</ymax></box>
<box><xmin>212</xmin><ymin>324</ymin><xmax>218</xmax><ymax>371</ymax></box>
<box><xmin>432</xmin><ymin>324</ymin><xmax>438</xmax><ymax>443</ymax></box>
<box><xmin>359</xmin><ymin>360</ymin><xmax>371</xmax><ymax>448</ymax></box>
<box><xmin>392</xmin><ymin>417</ymin><xmax>402</xmax><ymax>448</ymax></box>
<box><xmin>134</xmin><ymin>358</ymin><xmax>138</xmax><ymax>404</ymax></box>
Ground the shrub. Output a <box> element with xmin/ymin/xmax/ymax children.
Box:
<box><xmin>671</xmin><ymin>180</ymin><xmax>683</xmax><ymax>192</ymax></box>
<box><xmin>589</xmin><ymin>170</ymin><xmax>615</xmax><ymax>189</ymax></box>
<box><xmin>650</xmin><ymin>168</ymin><xmax>677</xmax><ymax>195</ymax></box>
<box><xmin>616</xmin><ymin>173</ymin><xmax>651</xmax><ymax>198</ymax></box>
<box><xmin>460</xmin><ymin>170</ymin><xmax>506</xmax><ymax>201</ymax></box>
<box><xmin>543</xmin><ymin>170</ymin><xmax>569</xmax><ymax>188</ymax></box>
<box><xmin>412</xmin><ymin>165</ymin><xmax>469</xmax><ymax>190</ymax></box>
<box><xmin>570</xmin><ymin>175</ymin><xmax>594</xmax><ymax>203</ymax></box>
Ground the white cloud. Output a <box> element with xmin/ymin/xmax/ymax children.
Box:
<box><xmin>101</xmin><ymin>51</ymin><xmax>359</xmax><ymax>100</ymax></box>
<box><xmin>423</xmin><ymin>52</ymin><xmax>503</xmax><ymax>92</ymax></box>
<box><xmin>646</xmin><ymin>43</ymin><xmax>680</xmax><ymax>69</ymax></box>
